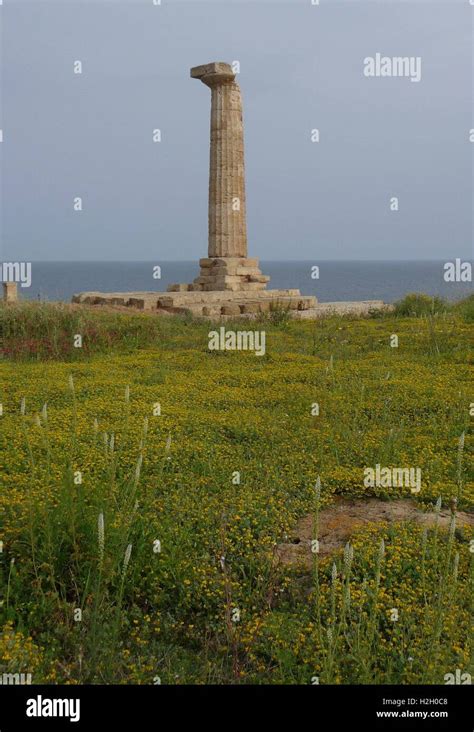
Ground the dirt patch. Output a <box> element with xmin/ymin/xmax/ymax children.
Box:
<box><xmin>276</xmin><ymin>498</ymin><xmax>474</xmax><ymax>568</ymax></box>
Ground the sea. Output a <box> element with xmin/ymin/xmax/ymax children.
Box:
<box><xmin>11</xmin><ymin>261</ymin><xmax>473</xmax><ymax>304</ymax></box>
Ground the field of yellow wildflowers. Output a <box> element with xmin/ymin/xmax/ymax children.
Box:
<box><xmin>0</xmin><ymin>301</ymin><xmax>472</xmax><ymax>684</ymax></box>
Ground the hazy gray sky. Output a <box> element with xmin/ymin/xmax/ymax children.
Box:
<box><xmin>2</xmin><ymin>0</ymin><xmax>472</xmax><ymax>261</ymax></box>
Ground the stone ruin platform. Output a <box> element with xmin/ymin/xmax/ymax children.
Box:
<box><xmin>72</xmin><ymin>289</ymin><xmax>387</xmax><ymax>319</ymax></box>
<box><xmin>72</xmin><ymin>288</ymin><xmax>316</xmax><ymax>318</ymax></box>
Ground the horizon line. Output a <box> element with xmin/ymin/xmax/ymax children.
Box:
<box><xmin>10</xmin><ymin>259</ymin><xmax>469</xmax><ymax>264</ymax></box>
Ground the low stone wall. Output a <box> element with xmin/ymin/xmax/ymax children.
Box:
<box><xmin>72</xmin><ymin>290</ymin><xmax>389</xmax><ymax>319</ymax></box>
<box><xmin>295</xmin><ymin>301</ymin><xmax>391</xmax><ymax>318</ymax></box>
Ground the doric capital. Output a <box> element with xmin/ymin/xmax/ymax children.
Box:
<box><xmin>190</xmin><ymin>62</ymin><xmax>235</xmax><ymax>87</ymax></box>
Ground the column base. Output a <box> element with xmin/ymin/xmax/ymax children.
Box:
<box><xmin>167</xmin><ymin>257</ymin><xmax>270</xmax><ymax>292</ymax></box>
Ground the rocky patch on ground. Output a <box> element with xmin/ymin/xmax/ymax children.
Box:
<box><xmin>276</xmin><ymin>497</ymin><xmax>474</xmax><ymax>568</ymax></box>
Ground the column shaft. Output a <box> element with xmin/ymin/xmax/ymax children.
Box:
<box><xmin>208</xmin><ymin>80</ymin><xmax>248</xmax><ymax>258</ymax></box>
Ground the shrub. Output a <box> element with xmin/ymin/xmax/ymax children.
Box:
<box><xmin>451</xmin><ymin>294</ymin><xmax>474</xmax><ymax>323</ymax></box>
<box><xmin>393</xmin><ymin>292</ymin><xmax>447</xmax><ymax>317</ymax></box>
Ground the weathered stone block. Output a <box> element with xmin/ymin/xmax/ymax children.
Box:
<box><xmin>202</xmin><ymin>283</ymin><xmax>239</xmax><ymax>292</ymax></box>
<box><xmin>249</xmin><ymin>275</ymin><xmax>270</xmax><ymax>283</ymax></box>
<box><xmin>238</xmin><ymin>282</ymin><xmax>267</xmax><ymax>291</ymax></box>
<box><xmin>235</xmin><ymin>267</ymin><xmax>262</xmax><ymax>276</ymax></box>
<box><xmin>167</xmin><ymin>283</ymin><xmax>190</xmax><ymax>292</ymax></box>
<box><xmin>240</xmin><ymin>302</ymin><xmax>260</xmax><ymax>314</ymax></box>
<box><xmin>209</xmin><ymin>257</ymin><xmax>244</xmax><ymax>267</ymax></box>
<box><xmin>193</xmin><ymin>276</ymin><xmax>215</xmax><ymax>285</ymax></box>
<box><xmin>202</xmin><ymin>305</ymin><xmax>221</xmax><ymax>316</ymax></box>
<box><xmin>239</xmin><ymin>258</ymin><xmax>259</xmax><ymax>268</ymax></box>
<box><xmin>191</xmin><ymin>62</ymin><xmax>235</xmax><ymax>82</ymax></box>
<box><xmin>3</xmin><ymin>282</ymin><xmax>18</xmax><ymax>303</ymax></box>
<box><xmin>210</xmin><ymin>265</ymin><xmax>241</xmax><ymax>276</ymax></box>
<box><xmin>298</xmin><ymin>298</ymin><xmax>316</xmax><ymax>310</ymax></box>
<box><xmin>214</xmin><ymin>275</ymin><xmax>244</xmax><ymax>284</ymax></box>
<box><xmin>221</xmin><ymin>303</ymin><xmax>241</xmax><ymax>316</ymax></box>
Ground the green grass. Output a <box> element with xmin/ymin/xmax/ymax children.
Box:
<box><xmin>0</xmin><ymin>300</ymin><xmax>472</xmax><ymax>684</ymax></box>
<box><xmin>0</xmin><ymin>302</ymin><xmax>165</xmax><ymax>360</ymax></box>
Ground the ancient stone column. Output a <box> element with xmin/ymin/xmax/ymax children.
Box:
<box><xmin>191</xmin><ymin>62</ymin><xmax>248</xmax><ymax>259</ymax></box>
<box><xmin>167</xmin><ymin>62</ymin><xmax>270</xmax><ymax>293</ymax></box>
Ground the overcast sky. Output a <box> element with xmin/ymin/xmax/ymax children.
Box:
<box><xmin>1</xmin><ymin>0</ymin><xmax>472</xmax><ymax>261</ymax></box>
